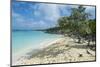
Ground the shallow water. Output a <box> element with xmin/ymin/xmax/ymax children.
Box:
<box><xmin>12</xmin><ymin>31</ymin><xmax>61</xmax><ymax>55</ymax></box>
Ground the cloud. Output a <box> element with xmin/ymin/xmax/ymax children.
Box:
<box><xmin>84</xmin><ymin>6</ymin><xmax>96</xmax><ymax>19</ymax></box>
<box><xmin>12</xmin><ymin>2</ymin><xmax>96</xmax><ymax>30</ymax></box>
<box><xmin>12</xmin><ymin>11</ymin><xmax>50</xmax><ymax>29</ymax></box>
<box><xmin>32</xmin><ymin>3</ymin><xmax>61</xmax><ymax>22</ymax></box>
<box><xmin>12</xmin><ymin>11</ymin><xmax>34</xmax><ymax>29</ymax></box>
<box><xmin>32</xmin><ymin>3</ymin><xmax>71</xmax><ymax>24</ymax></box>
<box><xmin>33</xmin><ymin>11</ymin><xmax>41</xmax><ymax>17</ymax></box>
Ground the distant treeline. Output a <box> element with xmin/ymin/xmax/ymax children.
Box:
<box><xmin>45</xmin><ymin>5</ymin><xmax>96</xmax><ymax>46</ymax></box>
<box><xmin>12</xmin><ymin>29</ymin><xmax>45</xmax><ymax>31</ymax></box>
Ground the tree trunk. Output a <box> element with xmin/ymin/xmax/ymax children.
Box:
<box><xmin>87</xmin><ymin>39</ymin><xmax>90</xmax><ymax>46</ymax></box>
<box><xmin>93</xmin><ymin>36</ymin><xmax>96</xmax><ymax>45</ymax></box>
<box><xmin>94</xmin><ymin>40</ymin><xmax>96</xmax><ymax>45</ymax></box>
<box><xmin>78</xmin><ymin>36</ymin><xmax>81</xmax><ymax>43</ymax></box>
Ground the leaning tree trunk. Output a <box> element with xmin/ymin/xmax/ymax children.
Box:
<box><xmin>87</xmin><ymin>35</ymin><xmax>91</xmax><ymax>46</ymax></box>
<box><xmin>78</xmin><ymin>35</ymin><xmax>81</xmax><ymax>43</ymax></box>
<box><xmin>87</xmin><ymin>39</ymin><xmax>90</xmax><ymax>46</ymax></box>
<box><xmin>90</xmin><ymin>34</ymin><xmax>95</xmax><ymax>46</ymax></box>
<box><xmin>94</xmin><ymin>40</ymin><xmax>96</xmax><ymax>45</ymax></box>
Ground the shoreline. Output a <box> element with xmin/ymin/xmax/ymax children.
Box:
<box><xmin>12</xmin><ymin>35</ymin><xmax>96</xmax><ymax>66</ymax></box>
<box><xmin>12</xmin><ymin>36</ymin><xmax>64</xmax><ymax>65</ymax></box>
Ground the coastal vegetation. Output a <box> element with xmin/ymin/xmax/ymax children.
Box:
<box><xmin>45</xmin><ymin>5</ymin><xmax>96</xmax><ymax>49</ymax></box>
<box><xmin>12</xmin><ymin>5</ymin><xmax>96</xmax><ymax>65</ymax></box>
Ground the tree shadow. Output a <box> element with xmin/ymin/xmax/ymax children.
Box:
<box><xmin>69</xmin><ymin>44</ymin><xmax>96</xmax><ymax>51</ymax></box>
<box><xmin>69</xmin><ymin>45</ymin><xmax>88</xmax><ymax>49</ymax></box>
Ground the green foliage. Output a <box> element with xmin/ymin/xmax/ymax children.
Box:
<box><xmin>88</xmin><ymin>19</ymin><xmax>96</xmax><ymax>34</ymax></box>
<box><xmin>46</xmin><ymin>5</ymin><xmax>96</xmax><ymax>44</ymax></box>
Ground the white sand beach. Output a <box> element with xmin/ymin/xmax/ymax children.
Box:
<box><xmin>12</xmin><ymin>37</ymin><xmax>63</xmax><ymax>65</ymax></box>
<box><xmin>12</xmin><ymin>35</ymin><xmax>96</xmax><ymax>66</ymax></box>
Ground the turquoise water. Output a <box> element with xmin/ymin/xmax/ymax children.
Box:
<box><xmin>12</xmin><ymin>31</ymin><xmax>61</xmax><ymax>55</ymax></box>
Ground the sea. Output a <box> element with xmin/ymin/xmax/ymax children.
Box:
<box><xmin>12</xmin><ymin>31</ymin><xmax>62</xmax><ymax>56</ymax></box>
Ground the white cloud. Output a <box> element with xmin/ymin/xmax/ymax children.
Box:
<box><xmin>13</xmin><ymin>3</ymin><xmax>74</xmax><ymax>29</ymax></box>
<box><xmin>36</xmin><ymin>3</ymin><xmax>61</xmax><ymax>22</ymax></box>
<box><xmin>84</xmin><ymin>6</ymin><xmax>95</xmax><ymax>19</ymax></box>
<box><xmin>12</xmin><ymin>11</ymin><xmax>49</xmax><ymax>29</ymax></box>
<box><xmin>12</xmin><ymin>3</ymin><xmax>95</xmax><ymax>30</ymax></box>
<box><xmin>84</xmin><ymin>6</ymin><xmax>95</xmax><ymax>10</ymax></box>
<box><xmin>33</xmin><ymin>11</ymin><xmax>41</xmax><ymax>17</ymax></box>
<box><xmin>12</xmin><ymin>11</ymin><xmax>22</xmax><ymax>18</ymax></box>
<box><xmin>39</xmin><ymin>20</ymin><xmax>45</xmax><ymax>25</ymax></box>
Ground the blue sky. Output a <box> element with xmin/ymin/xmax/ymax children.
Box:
<box><xmin>12</xmin><ymin>1</ymin><xmax>96</xmax><ymax>30</ymax></box>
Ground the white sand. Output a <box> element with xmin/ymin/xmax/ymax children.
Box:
<box><xmin>12</xmin><ymin>37</ymin><xmax>63</xmax><ymax>66</ymax></box>
<box><xmin>12</xmin><ymin>36</ymin><xmax>96</xmax><ymax>66</ymax></box>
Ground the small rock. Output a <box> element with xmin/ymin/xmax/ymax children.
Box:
<box><xmin>79</xmin><ymin>54</ymin><xmax>83</xmax><ymax>57</ymax></box>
